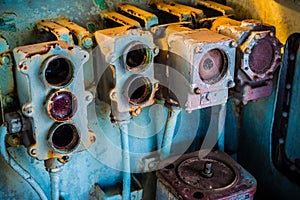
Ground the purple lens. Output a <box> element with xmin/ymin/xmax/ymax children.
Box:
<box><xmin>199</xmin><ymin>49</ymin><xmax>227</xmax><ymax>84</ymax></box>
<box><xmin>249</xmin><ymin>39</ymin><xmax>274</xmax><ymax>74</ymax></box>
<box><xmin>49</xmin><ymin>91</ymin><xmax>77</xmax><ymax>121</ymax></box>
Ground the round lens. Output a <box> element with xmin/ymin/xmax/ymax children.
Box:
<box><xmin>48</xmin><ymin>91</ymin><xmax>77</xmax><ymax>121</ymax></box>
<box><xmin>45</xmin><ymin>56</ymin><xmax>73</xmax><ymax>87</ymax></box>
<box><xmin>125</xmin><ymin>44</ymin><xmax>150</xmax><ymax>71</ymax></box>
<box><xmin>198</xmin><ymin>49</ymin><xmax>227</xmax><ymax>84</ymax></box>
<box><xmin>128</xmin><ymin>77</ymin><xmax>152</xmax><ymax>105</ymax></box>
<box><xmin>249</xmin><ymin>39</ymin><xmax>274</xmax><ymax>74</ymax></box>
<box><xmin>51</xmin><ymin>123</ymin><xmax>79</xmax><ymax>152</ymax></box>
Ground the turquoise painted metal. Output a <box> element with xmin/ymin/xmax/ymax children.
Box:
<box><xmin>0</xmin><ymin>0</ymin><xmax>300</xmax><ymax>200</ymax></box>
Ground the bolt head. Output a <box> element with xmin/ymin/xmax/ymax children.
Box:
<box><xmin>245</xmin><ymin>48</ymin><xmax>251</xmax><ymax>54</ymax></box>
<box><xmin>1</xmin><ymin>56</ymin><xmax>9</xmax><ymax>65</ymax></box>
<box><xmin>195</xmin><ymin>46</ymin><xmax>203</xmax><ymax>53</ymax></box>
<box><xmin>194</xmin><ymin>88</ymin><xmax>201</xmax><ymax>94</ymax></box>
<box><xmin>230</xmin><ymin>41</ymin><xmax>237</xmax><ymax>48</ymax></box>
<box><xmin>83</xmin><ymin>38</ymin><xmax>93</xmax><ymax>48</ymax></box>
<box><xmin>227</xmin><ymin>80</ymin><xmax>235</xmax><ymax>88</ymax></box>
<box><xmin>30</xmin><ymin>149</ymin><xmax>37</xmax><ymax>155</ymax></box>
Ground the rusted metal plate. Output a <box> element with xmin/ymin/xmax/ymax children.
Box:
<box><xmin>101</xmin><ymin>11</ymin><xmax>141</xmax><ymax>28</ymax></box>
<box><xmin>118</xmin><ymin>3</ymin><xmax>159</xmax><ymax>29</ymax></box>
<box><xmin>157</xmin><ymin>150</ymin><xmax>257</xmax><ymax>200</ymax></box>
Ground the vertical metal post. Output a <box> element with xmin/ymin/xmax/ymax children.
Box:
<box><xmin>118</xmin><ymin>121</ymin><xmax>131</xmax><ymax>200</ymax></box>
<box><xmin>160</xmin><ymin>106</ymin><xmax>181</xmax><ymax>160</ymax></box>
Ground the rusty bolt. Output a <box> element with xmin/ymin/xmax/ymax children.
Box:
<box><xmin>195</xmin><ymin>46</ymin><xmax>203</xmax><ymax>53</ymax></box>
<box><xmin>58</xmin><ymin>155</ymin><xmax>71</xmax><ymax>164</ymax></box>
<box><xmin>132</xmin><ymin>108</ymin><xmax>142</xmax><ymax>116</ymax></box>
<box><xmin>245</xmin><ymin>48</ymin><xmax>251</xmax><ymax>54</ymax></box>
<box><xmin>6</xmin><ymin>134</ymin><xmax>21</xmax><ymax>146</ymax></box>
<box><xmin>254</xmin><ymin>34</ymin><xmax>261</xmax><ymax>40</ymax></box>
<box><xmin>201</xmin><ymin>161</ymin><xmax>213</xmax><ymax>178</ymax></box>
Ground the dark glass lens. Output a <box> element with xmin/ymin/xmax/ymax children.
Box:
<box><xmin>45</xmin><ymin>57</ymin><xmax>73</xmax><ymax>87</ymax></box>
<box><xmin>49</xmin><ymin>91</ymin><xmax>77</xmax><ymax>121</ymax></box>
<box><xmin>199</xmin><ymin>49</ymin><xmax>227</xmax><ymax>84</ymax></box>
<box><xmin>51</xmin><ymin>124</ymin><xmax>79</xmax><ymax>152</ymax></box>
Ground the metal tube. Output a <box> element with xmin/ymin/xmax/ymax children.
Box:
<box><xmin>160</xmin><ymin>107</ymin><xmax>181</xmax><ymax>160</ymax></box>
<box><xmin>217</xmin><ymin>104</ymin><xmax>226</xmax><ymax>151</ymax></box>
<box><xmin>49</xmin><ymin>172</ymin><xmax>60</xmax><ymax>200</ymax></box>
<box><xmin>119</xmin><ymin>122</ymin><xmax>131</xmax><ymax>200</ymax></box>
<box><xmin>0</xmin><ymin>126</ymin><xmax>48</xmax><ymax>200</ymax></box>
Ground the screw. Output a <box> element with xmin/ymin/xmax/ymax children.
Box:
<box><xmin>289</xmin><ymin>54</ymin><xmax>295</xmax><ymax>61</ymax></box>
<box><xmin>131</xmin><ymin>29</ymin><xmax>138</xmax><ymax>35</ymax></box>
<box><xmin>110</xmin><ymin>91</ymin><xmax>117</xmax><ymax>100</ymax></box>
<box><xmin>227</xmin><ymin>80</ymin><xmax>235</xmax><ymax>88</ymax></box>
<box><xmin>148</xmin><ymin>161</ymin><xmax>158</xmax><ymax>169</ymax></box>
<box><xmin>85</xmin><ymin>94</ymin><xmax>93</xmax><ymax>102</ymax></box>
<box><xmin>201</xmin><ymin>161</ymin><xmax>213</xmax><ymax>178</ymax></box>
<box><xmin>230</xmin><ymin>41</ymin><xmax>237</xmax><ymax>48</ymax></box>
<box><xmin>195</xmin><ymin>46</ymin><xmax>203</xmax><ymax>53</ymax></box>
<box><xmin>282</xmin><ymin>112</ymin><xmax>288</xmax><ymax>118</ymax></box>
<box><xmin>194</xmin><ymin>87</ymin><xmax>201</xmax><ymax>94</ymax></box>
<box><xmin>90</xmin><ymin>135</ymin><xmax>96</xmax><ymax>143</ymax></box>
<box><xmin>245</xmin><ymin>48</ymin><xmax>251</xmax><ymax>54</ymax></box>
<box><xmin>286</xmin><ymin>84</ymin><xmax>291</xmax><ymax>90</ymax></box>
<box><xmin>30</xmin><ymin>149</ymin><xmax>37</xmax><ymax>155</ymax></box>
<box><xmin>62</xmin><ymin>156</ymin><xmax>69</xmax><ymax>162</ymax></box>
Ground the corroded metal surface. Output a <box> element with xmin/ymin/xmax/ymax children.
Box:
<box><xmin>101</xmin><ymin>11</ymin><xmax>141</xmax><ymax>28</ymax></box>
<box><xmin>13</xmin><ymin>41</ymin><xmax>95</xmax><ymax>160</ymax></box>
<box><xmin>0</xmin><ymin>1</ymin><xmax>299</xmax><ymax>199</ymax></box>
<box><xmin>95</xmin><ymin>26</ymin><xmax>159</xmax><ymax>117</ymax></box>
<box><xmin>157</xmin><ymin>150</ymin><xmax>257</xmax><ymax>200</ymax></box>
<box><xmin>118</xmin><ymin>4</ymin><xmax>159</xmax><ymax>29</ymax></box>
<box><xmin>157</xmin><ymin>25</ymin><xmax>236</xmax><ymax>111</ymax></box>
<box><xmin>151</xmin><ymin>2</ymin><xmax>204</xmax><ymax>23</ymax></box>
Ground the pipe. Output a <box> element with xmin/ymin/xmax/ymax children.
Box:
<box><xmin>118</xmin><ymin>121</ymin><xmax>131</xmax><ymax>200</ymax></box>
<box><xmin>217</xmin><ymin>104</ymin><xmax>226</xmax><ymax>151</ymax></box>
<box><xmin>160</xmin><ymin>106</ymin><xmax>181</xmax><ymax>160</ymax></box>
<box><xmin>49</xmin><ymin>172</ymin><xmax>60</xmax><ymax>200</ymax></box>
<box><xmin>0</xmin><ymin>126</ymin><xmax>48</xmax><ymax>200</ymax></box>
<box><xmin>44</xmin><ymin>158</ymin><xmax>63</xmax><ymax>200</ymax></box>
